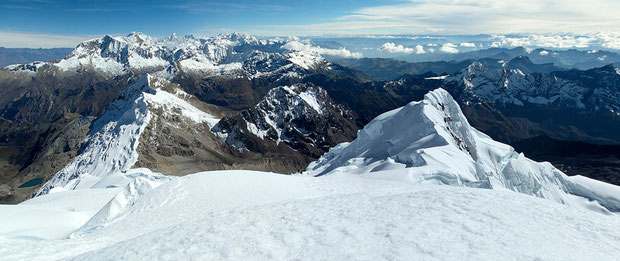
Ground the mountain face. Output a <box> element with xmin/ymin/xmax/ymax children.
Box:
<box><xmin>306</xmin><ymin>89</ymin><xmax>620</xmax><ymax>213</ymax></box>
<box><xmin>443</xmin><ymin>61</ymin><xmax>620</xmax><ymax>113</ymax></box>
<box><xmin>5</xmin><ymin>32</ymin><xmax>326</xmax><ymax>78</ymax></box>
<box><xmin>330</xmin><ymin>58</ymin><xmax>474</xmax><ymax>81</ymax></box>
<box><xmin>34</xmin><ymin>75</ymin><xmax>359</xmax><ymax>197</ymax></box>
<box><xmin>353</xmin><ymin>59</ymin><xmax>620</xmax><ymax>144</ymax></box>
<box><xmin>2</xmin><ymin>46</ymin><xmax>620</xmax><ymax>259</ymax></box>
<box><xmin>0</xmin><ymin>32</ymin><xmax>334</xmax><ymax>125</ymax></box>
<box><xmin>213</xmin><ymin>83</ymin><xmax>357</xmax><ymax>159</ymax></box>
<box><xmin>434</xmin><ymin>61</ymin><xmax>620</xmax><ymax>143</ymax></box>
<box><xmin>34</xmin><ymin>75</ymin><xmax>215</xmax><ymax>196</ymax></box>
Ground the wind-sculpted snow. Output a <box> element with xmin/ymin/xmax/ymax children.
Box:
<box><xmin>2</xmin><ymin>171</ymin><xmax>620</xmax><ymax>260</ymax></box>
<box><xmin>36</xmin><ymin>74</ymin><xmax>219</xmax><ymax>197</ymax></box>
<box><xmin>306</xmin><ymin>88</ymin><xmax>620</xmax><ymax>213</ymax></box>
<box><xmin>76</xmin><ymin>168</ymin><xmax>172</xmax><ymax>235</ymax></box>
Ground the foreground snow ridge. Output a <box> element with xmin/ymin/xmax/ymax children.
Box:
<box><xmin>1</xmin><ymin>171</ymin><xmax>620</xmax><ymax>260</ymax></box>
<box><xmin>306</xmin><ymin>88</ymin><xmax>620</xmax><ymax>213</ymax></box>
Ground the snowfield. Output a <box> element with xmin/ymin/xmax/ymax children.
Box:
<box><xmin>1</xmin><ymin>88</ymin><xmax>620</xmax><ymax>260</ymax></box>
<box><xmin>1</xmin><ymin>171</ymin><xmax>620</xmax><ymax>260</ymax></box>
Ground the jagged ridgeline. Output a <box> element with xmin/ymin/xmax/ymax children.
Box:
<box><xmin>1</xmin><ymin>32</ymin><xmax>620</xmax><ymax>203</ymax></box>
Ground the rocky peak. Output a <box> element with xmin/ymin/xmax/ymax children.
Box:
<box><xmin>213</xmin><ymin>83</ymin><xmax>358</xmax><ymax>158</ymax></box>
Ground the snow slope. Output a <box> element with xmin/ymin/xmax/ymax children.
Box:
<box><xmin>305</xmin><ymin>88</ymin><xmax>620</xmax><ymax>213</ymax></box>
<box><xmin>35</xmin><ymin>74</ymin><xmax>219</xmax><ymax>196</ymax></box>
<box><xmin>0</xmin><ymin>188</ymin><xmax>121</xmax><ymax>240</ymax></box>
<box><xmin>1</xmin><ymin>171</ymin><xmax>620</xmax><ymax>260</ymax></box>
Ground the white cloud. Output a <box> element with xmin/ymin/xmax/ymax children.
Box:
<box><xmin>596</xmin><ymin>33</ymin><xmax>620</xmax><ymax>49</ymax></box>
<box><xmin>414</xmin><ymin>45</ymin><xmax>426</xmax><ymax>54</ymax></box>
<box><xmin>440</xmin><ymin>43</ymin><xmax>459</xmax><ymax>53</ymax></box>
<box><xmin>426</xmin><ymin>43</ymin><xmax>438</xmax><ymax>47</ymax></box>
<box><xmin>0</xmin><ymin>31</ymin><xmax>95</xmax><ymax>48</ymax></box>
<box><xmin>378</xmin><ymin>42</ymin><xmax>425</xmax><ymax>54</ymax></box>
<box><xmin>489</xmin><ymin>33</ymin><xmax>620</xmax><ymax>49</ymax></box>
<box><xmin>281</xmin><ymin>41</ymin><xmax>362</xmax><ymax>58</ymax></box>
<box><xmin>459</xmin><ymin>42</ymin><xmax>476</xmax><ymax>47</ymax></box>
<box><xmin>539</xmin><ymin>50</ymin><xmax>549</xmax><ymax>56</ymax></box>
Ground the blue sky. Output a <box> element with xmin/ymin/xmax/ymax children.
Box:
<box><xmin>0</xmin><ymin>0</ymin><xmax>386</xmax><ymax>38</ymax></box>
<box><xmin>1</xmin><ymin>0</ymin><xmax>620</xmax><ymax>47</ymax></box>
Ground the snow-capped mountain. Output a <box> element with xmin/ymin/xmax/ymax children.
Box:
<box><xmin>35</xmin><ymin>74</ymin><xmax>221</xmax><ymax>196</ymax></box>
<box><xmin>306</xmin><ymin>88</ymin><xmax>620</xmax><ymax>213</ymax></box>
<box><xmin>35</xmin><ymin>75</ymin><xmax>361</xmax><ymax>198</ymax></box>
<box><xmin>5</xmin><ymin>32</ymin><xmax>328</xmax><ymax>78</ymax></box>
<box><xmin>439</xmin><ymin>59</ymin><xmax>620</xmax><ymax>116</ymax></box>
<box><xmin>213</xmin><ymin>83</ymin><xmax>358</xmax><ymax>158</ymax></box>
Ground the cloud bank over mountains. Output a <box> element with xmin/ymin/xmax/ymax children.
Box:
<box><xmin>489</xmin><ymin>34</ymin><xmax>620</xmax><ymax>49</ymax></box>
<box><xmin>282</xmin><ymin>40</ymin><xmax>362</xmax><ymax>58</ymax></box>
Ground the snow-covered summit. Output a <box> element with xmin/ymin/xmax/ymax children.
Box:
<box><xmin>6</xmin><ymin>32</ymin><xmax>329</xmax><ymax>78</ymax></box>
<box><xmin>306</xmin><ymin>88</ymin><xmax>620</xmax><ymax>213</ymax></box>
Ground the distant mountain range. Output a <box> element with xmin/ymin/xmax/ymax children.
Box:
<box><xmin>0</xmin><ymin>47</ymin><xmax>72</xmax><ymax>67</ymax></box>
<box><xmin>395</xmin><ymin>47</ymin><xmax>620</xmax><ymax>69</ymax></box>
<box><xmin>333</xmin><ymin>55</ymin><xmax>565</xmax><ymax>81</ymax></box>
